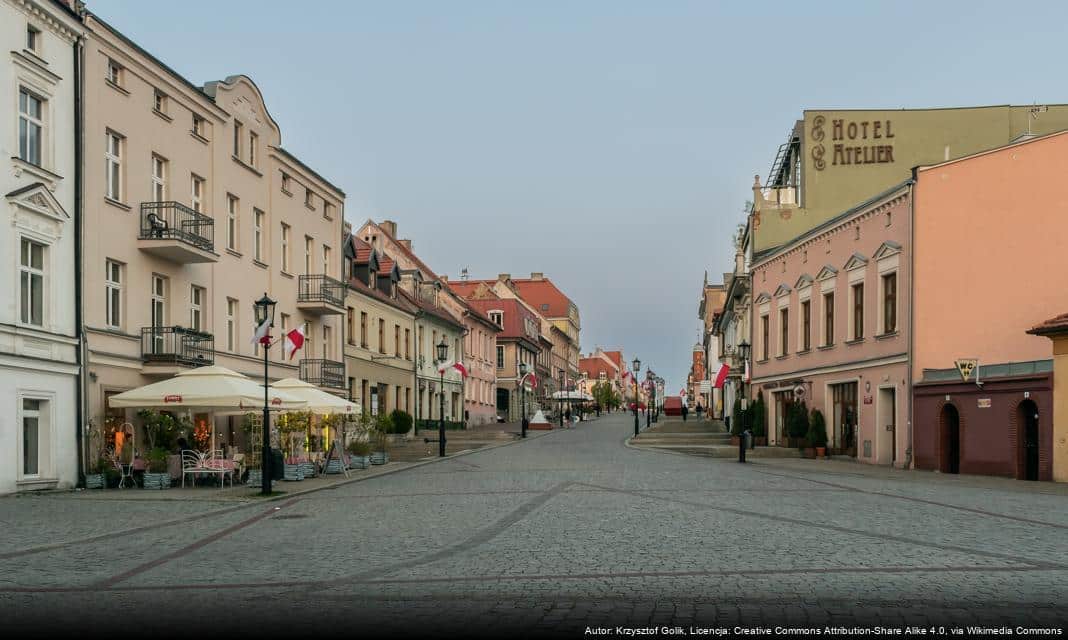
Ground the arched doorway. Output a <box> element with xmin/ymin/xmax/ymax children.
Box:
<box><xmin>940</xmin><ymin>404</ymin><xmax>960</xmax><ymax>474</ymax></box>
<box><xmin>1018</xmin><ymin>400</ymin><xmax>1040</xmax><ymax>481</ymax></box>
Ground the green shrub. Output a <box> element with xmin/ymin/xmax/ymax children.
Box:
<box><xmin>787</xmin><ymin>401</ymin><xmax>810</xmax><ymax>440</ymax></box>
<box><xmin>147</xmin><ymin>447</ymin><xmax>170</xmax><ymax>473</ymax></box>
<box><xmin>346</xmin><ymin>440</ymin><xmax>371</xmax><ymax>456</ymax></box>
<box><xmin>389</xmin><ymin>410</ymin><xmax>413</xmax><ymax>434</ymax></box>
<box><xmin>808</xmin><ymin>408</ymin><xmax>828</xmax><ymax>448</ymax></box>
<box><xmin>373</xmin><ymin>412</ymin><xmax>393</xmax><ymax>435</ymax></box>
<box><xmin>750</xmin><ymin>394</ymin><xmax>766</xmax><ymax>437</ymax></box>
<box><xmin>731</xmin><ymin>400</ymin><xmax>744</xmax><ymax>436</ymax></box>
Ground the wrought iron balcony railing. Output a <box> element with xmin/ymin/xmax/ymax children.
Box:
<box><xmin>141</xmin><ymin>326</ymin><xmax>214</xmax><ymax>367</ymax></box>
<box><xmin>297</xmin><ymin>274</ymin><xmax>346</xmax><ymax>308</ymax></box>
<box><xmin>140</xmin><ymin>201</ymin><xmax>214</xmax><ymax>252</ymax></box>
<box><xmin>300</xmin><ymin>358</ymin><xmax>345</xmax><ymax>389</ymax></box>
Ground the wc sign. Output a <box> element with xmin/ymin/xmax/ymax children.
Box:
<box><xmin>955</xmin><ymin>358</ymin><xmax>979</xmax><ymax>383</ymax></box>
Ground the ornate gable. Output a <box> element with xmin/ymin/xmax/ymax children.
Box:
<box><xmin>7</xmin><ymin>182</ymin><xmax>69</xmax><ymax>241</ymax></box>
<box><xmin>873</xmin><ymin>241</ymin><xmax>902</xmax><ymax>260</ymax></box>
<box><xmin>794</xmin><ymin>273</ymin><xmax>814</xmax><ymax>289</ymax></box>
<box><xmin>816</xmin><ymin>265</ymin><xmax>838</xmax><ymax>281</ymax></box>
<box><xmin>843</xmin><ymin>252</ymin><xmax>869</xmax><ymax>271</ymax></box>
<box><xmin>754</xmin><ymin>292</ymin><xmax>771</xmax><ymax>305</ymax></box>
<box><xmin>774</xmin><ymin>284</ymin><xmax>792</xmax><ymax>298</ymax></box>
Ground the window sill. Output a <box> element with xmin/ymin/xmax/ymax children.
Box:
<box><xmin>796</xmin><ymin>349</ymin><xmax>812</xmax><ymax>356</ymax></box>
<box><xmin>225</xmin><ymin>248</ymin><xmax>242</xmax><ymax>258</ymax></box>
<box><xmin>818</xmin><ymin>344</ymin><xmax>835</xmax><ymax>351</ymax></box>
<box><xmin>280</xmin><ymin>270</ymin><xmax>294</xmax><ymax>279</ymax></box>
<box><xmin>281</xmin><ymin>188</ymin><xmax>293</xmax><ymax>197</ymax></box>
<box><xmin>16</xmin><ymin>477</ymin><xmax>58</xmax><ymax>488</ymax></box>
<box><xmin>190</xmin><ymin>130</ymin><xmax>209</xmax><ymax>145</ymax></box>
<box><xmin>106</xmin><ymin>79</ymin><xmax>129</xmax><ymax>96</ymax></box>
<box><xmin>231</xmin><ymin>155</ymin><xmax>263</xmax><ymax>177</ymax></box>
<box><xmin>152</xmin><ymin>108</ymin><xmax>173</xmax><ymax>123</ymax></box>
<box><xmin>304</xmin><ymin>203</ymin><xmax>316</xmax><ymax>212</ymax></box>
<box><xmin>756</xmin><ymin>359</ymin><xmax>769</xmax><ymax>365</ymax></box>
<box><xmin>875</xmin><ymin>331</ymin><xmax>899</xmax><ymax>340</ymax></box>
<box><xmin>252</xmin><ymin>259</ymin><xmax>269</xmax><ymax>270</ymax></box>
<box><xmin>775</xmin><ymin>355</ymin><xmax>789</xmax><ymax>361</ymax></box>
<box><xmin>104</xmin><ymin>197</ymin><xmax>131</xmax><ymax>211</ymax></box>
<box><xmin>844</xmin><ymin>337</ymin><xmax>865</xmax><ymax>345</ymax></box>
<box><xmin>12</xmin><ymin>156</ymin><xmax>64</xmax><ymax>182</ymax></box>
<box><xmin>21</xmin><ymin>48</ymin><xmax>48</xmax><ymax>66</ymax></box>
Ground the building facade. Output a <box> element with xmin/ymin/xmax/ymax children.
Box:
<box><xmin>713</xmin><ymin>232</ymin><xmax>751</xmax><ymax>428</ymax></box>
<box><xmin>81</xmin><ymin>12</ymin><xmax>345</xmax><ymax>459</ymax></box>
<box><xmin>462</xmin><ymin>304</ymin><xmax>501</xmax><ymax>426</ymax></box>
<box><xmin>697</xmin><ymin>275</ymin><xmax>725</xmax><ymax>417</ymax></box>
<box><xmin>2</xmin><ymin>0</ymin><xmax>83</xmax><ymax>493</ymax></box>
<box><xmin>464</xmin><ymin>297</ymin><xmax>540</xmax><ymax>422</ymax></box>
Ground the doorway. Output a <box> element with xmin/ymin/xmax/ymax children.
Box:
<box><xmin>773</xmin><ymin>391</ymin><xmax>793</xmax><ymax>446</ymax></box>
<box><xmin>1018</xmin><ymin>400</ymin><xmax>1039</xmax><ymax>481</ymax></box>
<box><xmin>830</xmin><ymin>382</ymin><xmax>858</xmax><ymax>456</ymax></box>
<box><xmin>878</xmin><ymin>387</ymin><xmax>896</xmax><ymax>465</ymax></box>
<box><xmin>941</xmin><ymin>404</ymin><xmax>960</xmax><ymax>474</ymax></box>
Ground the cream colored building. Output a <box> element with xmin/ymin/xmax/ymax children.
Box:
<box><xmin>81</xmin><ymin>13</ymin><xmax>345</xmax><ymax>454</ymax></box>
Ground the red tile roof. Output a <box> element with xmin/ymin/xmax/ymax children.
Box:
<box><xmin>464</xmin><ymin>298</ymin><xmax>539</xmax><ymax>345</ymax></box>
<box><xmin>350</xmin><ymin>236</ymin><xmax>374</xmax><ymax>264</ymax></box>
<box><xmin>602</xmin><ymin>350</ymin><xmax>623</xmax><ymax>369</ymax></box>
<box><xmin>510</xmin><ymin>278</ymin><xmax>574</xmax><ymax>318</ymax></box>
<box><xmin>1028</xmin><ymin>312</ymin><xmax>1068</xmax><ymax>336</ymax></box>
<box><xmin>579</xmin><ymin>357</ymin><xmax>618</xmax><ymax>381</ymax></box>
<box><xmin>346</xmin><ymin>273</ymin><xmax>418</xmax><ymax>314</ymax></box>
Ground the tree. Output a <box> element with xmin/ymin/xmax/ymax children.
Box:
<box><xmin>591</xmin><ymin>381</ymin><xmax>616</xmax><ymax>411</ymax></box>
<box><xmin>808</xmin><ymin>408</ymin><xmax>828</xmax><ymax>448</ymax></box>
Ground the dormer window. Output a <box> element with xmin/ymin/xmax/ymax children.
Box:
<box><xmin>488</xmin><ymin>311</ymin><xmax>503</xmax><ymax>327</ymax></box>
<box><xmin>369</xmin><ymin>270</ymin><xmax>377</xmax><ymax>289</ymax></box>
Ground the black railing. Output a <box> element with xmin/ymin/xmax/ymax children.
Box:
<box><xmin>300</xmin><ymin>358</ymin><xmax>345</xmax><ymax>389</ymax></box>
<box><xmin>141</xmin><ymin>326</ymin><xmax>214</xmax><ymax>367</ymax></box>
<box><xmin>298</xmin><ymin>274</ymin><xmax>346</xmax><ymax>307</ymax></box>
<box><xmin>140</xmin><ymin>201</ymin><xmax>214</xmax><ymax>252</ymax></box>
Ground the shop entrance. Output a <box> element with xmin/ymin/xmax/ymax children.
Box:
<box><xmin>1019</xmin><ymin>400</ymin><xmax>1039</xmax><ymax>481</ymax></box>
<box><xmin>941</xmin><ymin>404</ymin><xmax>960</xmax><ymax>474</ymax></box>
<box><xmin>773</xmin><ymin>391</ymin><xmax>793</xmax><ymax>446</ymax></box>
<box><xmin>830</xmin><ymin>382</ymin><xmax>858</xmax><ymax>456</ymax></box>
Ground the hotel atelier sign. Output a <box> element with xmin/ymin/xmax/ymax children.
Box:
<box><xmin>810</xmin><ymin>115</ymin><xmax>896</xmax><ymax>171</ymax></box>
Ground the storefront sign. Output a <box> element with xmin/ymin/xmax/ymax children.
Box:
<box><xmin>955</xmin><ymin>358</ymin><xmax>978</xmax><ymax>382</ymax></box>
<box><xmin>977</xmin><ymin>398</ymin><xmax>992</xmax><ymax>408</ymax></box>
<box><xmin>863</xmin><ymin>394</ymin><xmax>873</xmax><ymax>405</ymax></box>
<box><xmin>811</xmin><ymin>115</ymin><xmax>897</xmax><ymax>171</ymax></box>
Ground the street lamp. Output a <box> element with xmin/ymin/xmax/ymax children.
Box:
<box><xmin>436</xmin><ymin>338</ymin><xmax>448</xmax><ymax>457</ymax></box>
<box><xmin>253</xmin><ymin>293</ymin><xmax>276</xmax><ymax>495</ymax></box>
<box><xmin>519</xmin><ymin>362</ymin><xmax>529</xmax><ymax>439</ymax></box>
<box><xmin>737</xmin><ymin>340</ymin><xmax>752</xmax><ymax>462</ymax></box>
<box><xmin>645</xmin><ymin>369</ymin><xmax>654</xmax><ymax>427</ymax></box>
<box><xmin>631</xmin><ymin>357</ymin><xmax>641</xmax><ymax>437</ymax></box>
<box><xmin>559</xmin><ymin>370</ymin><xmax>565</xmax><ymax>428</ymax></box>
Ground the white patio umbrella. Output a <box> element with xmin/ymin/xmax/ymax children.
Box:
<box><xmin>269</xmin><ymin>378</ymin><xmax>359</xmax><ymax>415</ymax></box>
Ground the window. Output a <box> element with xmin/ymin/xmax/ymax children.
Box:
<box><xmin>760</xmin><ymin>314</ymin><xmax>769</xmax><ymax>361</ymax></box>
<box><xmin>852</xmin><ymin>283</ymin><xmax>865</xmax><ymax>340</ymax></box>
<box><xmin>281</xmin><ymin>173</ymin><xmax>291</xmax><ymax>193</ymax></box>
<box><xmin>346</xmin><ymin>307</ymin><xmax>356</xmax><ymax>345</ymax></box>
<box><xmin>882</xmin><ymin>272</ymin><xmax>897</xmax><ymax>334</ymax></box>
<box><xmin>305</xmin><ymin>188</ymin><xmax>314</xmax><ymax>209</ymax></box>
<box><xmin>324</xmin><ymin>202</ymin><xmax>334</xmax><ymax>219</ymax></box>
<box><xmin>190</xmin><ymin>174</ymin><xmax>205</xmax><ymax>212</ymax></box>
<box><xmin>249</xmin><ymin>131</ymin><xmax>258</xmax><ymax>167</ymax></box>
<box><xmin>192</xmin><ymin>114</ymin><xmax>206</xmax><ymax>138</ymax></box>
<box><xmin>226</xmin><ymin>195</ymin><xmax>238</xmax><ymax>251</ymax></box>
<box><xmin>20</xmin><ymin>238</ymin><xmax>45</xmax><ymax>326</ymax></box>
<box><xmin>323</xmin><ymin>325</ymin><xmax>332</xmax><ymax>359</ymax></box>
<box><xmin>405</xmin><ymin>328</ymin><xmax>411</xmax><ymax>359</ymax></box>
<box><xmin>489</xmin><ymin>311</ymin><xmax>503</xmax><ymax>327</ymax></box>
<box><xmin>22</xmin><ymin>398</ymin><xmax>43</xmax><ymax>477</ymax></box>
<box><xmin>105</xmin><ymin>260</ymin><xmax>122</xmax><ymax>329</ymax></box>
<box><xmin>150</xmin><ymin>274</ymin><xmax>167</xmax><ymax>327</ymax></box>
<box><xmin>360</xmin><ymin>312</ymin><xmax>368</xmax><ymax>348</ymax></box>
<box><xmin>304</xmin><ymin>236</ymin><xmax>313</xmax><ymax>274</ymax></box>
<box><xmin>378</xmin><ymin>319</ymin><xmax>385</xmax><ymax>354</ymax></box>
<box><xmin>801</xmin><ymin>299</ymin><xmax>811</xmax><ymax>351</ymax></box>
<box><xmin>823</xmin><ymin>292</ymin><xmax>835</xmax><ymax>346</ymax></box>
<box><xmin>280</xmin><ymin>223</ymin><xmax>291</xmax><ymax>272</ymax></box>
<box><xmin>26</xmin><ymin>25</ymin><xmax>40</xmax><ymax>52</ymax></box>
<box><xmin>190</xmin><ymin>286</ymin><xmax>204</xmax><ymax>331</ymax></box>
<box><xmin>497</xmin><ymin>345</ymin><xmax>505</xmax><ymax>369</ymax></box>
<box><xmin>279</xmin><ymin>313</ymin><xmax>290</xmax><ymax>357</ymax></box>
<box><xmin>151</xmin><ymin>155</ymin><xmax>167</xmax><ymax>201</ymax></box>
<box><xmin>153</xmin><ymin>90</ymin><xmax>167</xmax><ymax>115</ymax></box>
<box><xmin>18</xmin><ymin>88</ymin><xmax>44</xmax><ymax>166</ymax></box>
<box><xmin>779</xmin><ymin>308</ymin><xmax>789</xmax><ymax>356</ymax></box>
<box><xmin>394</xmin><ymin>324</ymin><xmax>401</xmax><ymax>357</ymax></box>
<box><xmin>226</xmin><ymin>298</ymin><xmax>237</xmax><ymax>351</ymax></box>
<box><xmin>106</xmin><ymin>59</ymin><xmax>123</xmax><ymax>86</ymax></box>
<box><xmin>253</xmin><ymin>209</ymin><xmax>264</xmax><ymax>261</ymax></box>
<box><xmin>105</xmin><ymin>131</ymin><xmax>122</xmax><ymax>201</ymax></box>
<box><xmin>233</xmin><ymin>120</ymin><xmax>243</xmax><ymax>158</ymax></box>
<box><xmin>322</xmin><ymin>244</ymin><xmax>331</xmax><ymax>276</ymax></box>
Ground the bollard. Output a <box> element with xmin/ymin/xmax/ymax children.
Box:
<box><xmin>738</xmin><ymin>430</ymin><xmax>747</xmax><ymax>463</ymax></box>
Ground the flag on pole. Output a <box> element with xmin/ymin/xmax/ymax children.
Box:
<box><xmin>712</xmin><ymin>362</ymin><xmax>730</xmax><ymax>388</ymax></box>
<box><xmin>283</xmin><ymin>325</ymin><xmax>306</xmax><ymax>360</ymax></box>
<box><xmin>250</xmin><ymin>317</ymin><xmax>271</xmax><ymax>345</ymax></box>
<box><xmin>452</xmin><ymin>361</ymin><xmax>469</xmax><ymax>379</ymax></box>
<box><xmin>744</xmin><ymin>358</ymin><xmax>750</xmax><ymax>383</ymax></box>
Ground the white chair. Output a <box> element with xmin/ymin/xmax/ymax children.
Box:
<box><xmin>181</xmin><ymin>450</ymin><xmax>204</xmax><ymax>488</ymax></box>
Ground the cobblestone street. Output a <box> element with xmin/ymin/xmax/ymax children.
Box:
<box><xmin>4</xmin><ymin>412</ymin><xmax>1067</xmax><ymax>636</ymax></box>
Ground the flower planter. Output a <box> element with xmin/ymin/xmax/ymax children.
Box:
<box><xmin>298</xmin><ymin>461</ymin><xmax>317</xmax><ymax>479</ymax></box>
<box><xmin>803</xmin><ymin>447</ymin><xmax>816</xmax><ymax>459</ymax></box>
<box><xmin>142</xmin><ymin>472</ymin><xmax>171</xmax><ymax>490</ymax></box>
<box><xmin>369</xmin><ymin>451</ymin><xmax>389</xmax><ymax>465</ymax></box>
<box><xmin>348</xmin><ymin>455</ymin><xmax>370</xmax><ymax>470</ymax></box>
<box><xmin>84</xmin><ymin>473</ymin><xmax>105</xmax><ymax>489</ymax></box>
<box><xmin>815</xmin><ymin>446</ymin><xmax>827</xmax><ymax>458</ymax></box>
<box><xmin>246</xmin><ymin>469</ymin><xmax>262</xmax><ymax>486</ymax></box>
<box><xmin>283</xmin><ymin>464</ymin><xmax>305</xmax><ymax>481</ymax></box>
<box><xmin>325</xmin><ymin>459</ymin><xmax>345</xmax><ymax>475</ymax></box>
<box><xmin>730</xmin><ymin>435</ymin><xmax>740</xmax><ymax>446</ymax></box>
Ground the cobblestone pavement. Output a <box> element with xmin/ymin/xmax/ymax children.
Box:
<box><xmin>3</xmin><ymin>413</ymin><xmax>1067</xmax><ymax>637</ymax></box>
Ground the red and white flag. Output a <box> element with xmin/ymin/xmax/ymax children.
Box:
<box><xmin>283</xmin><ymin>325</ymin><xmax>306</xmax><ymax>360</ymax></box>
<box><xmin>452</xmin><ymin>361</ymin><xmax>468</xmax><ymax>379</ymax></box>
<box><xmin>526</xmin><ymin>372</ymin><xmax>538</xmax><ymax>388</ymax></box>
<box><xmin>680</xmin><ymin>388</ymin><xmax>687</xmax><ymax>397</ymax></box>
<box><xmin>712</xmin><ymin>362</ymin><xmax>730</xmax><ymax>388</ymax></box>
<box><xmin>744</xmin><ymin>358</ymin><xmax>751</xmax><ymax>383</ymax></box>
<box><xmin>250</xmin><ymin>317</ymin><xmax>272</xmax><ymax>345</ymax></box>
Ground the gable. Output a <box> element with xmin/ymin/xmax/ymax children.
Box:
<box><xmin>7</xmin><ymin>182</ymin><xmax>69</xmax><ymax>241</ymax></box>
<box><xmin>754</xmin><ymin>292</ymin><xmax>771</xmax><ymax>305</ymax></box>
<box><xmin>843</xmin><ymin>253</ymin><xmax>869</xmax><ymax>271</ymax></box>
<box><xmin>774</xmin><ymin>284</ymin><xmax>792</xmax><ymax>298</ymax></box>
<box><xmin>816</xmin><ymin>265</ymin><xmax>838</xmax><ymax>281</ymax></box>
<box><xmin>794</xmin><ymin>274</ymin><xmax>814</xmax><ymax>289</ymax></box>
<box><xmin>872</xmin><ymin>241</ymin><xmax>902</xmax><ymax>260</ymax></box>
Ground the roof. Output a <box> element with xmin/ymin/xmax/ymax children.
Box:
<box><xmin>579</xmin><ymin>357</ymin><xmax>619</xmax><ymax>380</ymax></box>
<box><xmin>464</xmin><ymin>298</ymin><xmax>539</xmax><ymax>345</ymax></box>
<box><xmin>917</xmin><ymin>125</ymin><xmax>1068</xmax><ymax>173</ymax></box>
<box><xmin>1028</xmin><ymin>312</ymin><xmax>1068</xmax><ymax>337</ymax></box>
<box><xmin>346</xmin><ymin>273</ymin><xmax>417</xmax><ymax>315</ymax></box>
<box><xmin>363</xmin><ymin>219</ymin><xmax>439</xmax><ymax>281</ymax></box>
<box><xmin>398</xmin><ymin>288</ymin><xmax>464</xmax><ymax>331</ymax></box>
<box><xmin>602</xmin><ymin>350</ymin><xmax>623</xmax><ymax>369</ymax></box>
<box><xmin>510</xmin><ymin>278</ymin><xmax>574</xmax><ymax>318</ymax></box>
<box><xmin>272</xmin><ymin>146</ymin><xmax>345</xmax><ymax>197</ymax></box>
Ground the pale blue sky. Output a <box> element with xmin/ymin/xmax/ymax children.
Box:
<box><xmin>89</xmin><ymin>0</ymin><xmax>1068</xmax><ymax>392</ymax></box>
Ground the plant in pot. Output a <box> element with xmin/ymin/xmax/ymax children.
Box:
<box><xmin>808</xmin><ymin>408</ymin><xmax>829</xmax><ymax>459</ymax></box>
<box><xmin>369</xmin><ymin>421</ymin><xmax>391</xmax><ymax>465</ymax></box>
<box><xmin>278</xmin><ymin>411</ymin><xmax>312</xmax><ymax>481</ymax></box>
<box><xmin>787</xmin><ymin>401</ymin><xmax>811</xmax><ymax>455</ymax></box>
<box><xmin>389</xmin><ymin>410</ymin><xmax>413</xmax><ymax>438</ymax></box>
<box><xmin>751</xmin><ymin>395</ymin><xmax>767</xmax><ymax>446</ymax></box>
<box><xmin>85</xmin><ymin>456</ymin><xmax>109</xmax><ymax>489</ymax></box>
<box><xmin>346</xmin><ymin>439</ymin><xmax>372</xmax><ymax>470</ymax></box>
<box><xmin>730</xmin><ymin>399</ymin><xmax>744</xmax><ymax>445</ymax></box>
<box><xmin>143</xmin><ymin>447</ymin><xmax>172</xmax><ymax>489</ymax></box>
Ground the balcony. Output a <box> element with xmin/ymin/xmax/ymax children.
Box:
<box><xmin>296</xmin><ymin>274</ymin><xmax>346</xmax><ymax>315</ymax></box>
<box><xmin>138</xmin><ymin>201</ymin><xmax>217</xmax><ymax>263</ymax></box>
<box><xmin>141</xmin><ymin>326</ymin><xmax>214</xmax><ymax>374</ymax></box>
<box><xmin>300</xmin><ymin>358</ymin><xmax>345</xmax><ymax>390</ymax></box>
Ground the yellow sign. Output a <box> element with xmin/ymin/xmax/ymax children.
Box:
<box><xmin>955</xmin><ymin>359</ymin><xmax>978</xmax><ymax>382</ymax></box>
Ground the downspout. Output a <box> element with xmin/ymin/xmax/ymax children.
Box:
<box><xmin>905</xmin><ymin>174</ymin><xmax>917</xmax><ymax>470</ymax></box>
<box><xmin>413</xmin><ymin>310</ymin><xmax>422</xmax><ymax>431</ymax></box>
<box><xmin>74</xmin><ymin>31</ymin><xmax>86</xmax><ymax>487</ymax></box>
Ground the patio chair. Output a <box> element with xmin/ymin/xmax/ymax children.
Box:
<box><xmin>110</xmin><ymin>453</ymin><xmax>134</xmax><ymax>489</ymax></box>
<box><xmin>181</xmin><ymin>450</ymin><xmax>204</xmax><ymax>488</ymax></box>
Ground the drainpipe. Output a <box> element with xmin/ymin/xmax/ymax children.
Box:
<box><xmin>906</xmin><ymin>175</ymin><xmax>917</xmax><ymax>470</ymax></box>
<box><xmin>74</xmin><ymin>32</ymin><xmax>86</xmax><ymax>487</ymax></box>
<box><xmin>413</xmin><ymin>311</ymin><xmax>422</xmax><ymax>432</ymax></box>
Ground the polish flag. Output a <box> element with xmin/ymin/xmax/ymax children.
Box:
<box><xmin>452</xmin><ymin>361</ymin><xmax>469</xmax><ymax>379</ymax></box>
<box><xmin>712</xmin><ymin>363</ymin><xmax>730</xmax><ymax>388</ymax></box>
<box><xmin>250</xmin><ymin>317</ymin><xmax>272</xmax><ymax>345</ymax></box>
<box><xmin>526</xmin><ymin>372</ymin><xmax>538</xmax><ymax>388</ymax></box>
<box><xmin>680</xmin><ymin>389</ymin><xmax>687</xmax><ymax>397</ymax></box>
<box><xmin>744</xmin><ymin>358</ymin><xmax>751</xmax><ymax>382</ymax></box>
<box><xmin>283</xmin><ymin>325</ymin><xmax>306</xmax><ymax>360</ymax></box>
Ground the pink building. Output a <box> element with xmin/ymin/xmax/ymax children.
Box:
<box><xmin>750</xmin><ymin>185</ymin><xmax>910</xmax><ymax>465</ymax></box>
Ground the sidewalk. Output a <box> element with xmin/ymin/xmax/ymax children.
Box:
<box><xmin>628</xmin><ymin>416</ymin><xmax>801</xmax><ymax>458</ymax></box>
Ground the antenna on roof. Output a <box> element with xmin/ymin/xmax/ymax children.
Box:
<box><xmin>460</xmin><ymin>267</ymin><xmax>469</xmax><ymax>281</ymax></box>
<box><xmin>1028</xmin><ymin>104</ymin><xmax>1048</xmax><ymax>135</ymax></box>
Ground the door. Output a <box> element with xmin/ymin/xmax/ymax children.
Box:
<box><xmin>774</xmin><ymin>392</ymin><xmax>792</xmax><ymax>445</ymax></box>
<box><xmin>942</xmin><ymin>404</ymin><xmax>960</xmax><ymax>474</ymax></box>
<box><xmin>878</xmin><ymin>388</ymin><xmax>896</xmax><ymax>465</ymax></box>
<box><xmin>150</xmin><ymin>275</ymin><xmax>166</xmax><ymax>354</ymax></box>
<box><xmin>1020</xmin><ymin>400</ymin><xmax>1039</xmax><ymax>481</ymax></box>
<box><xmin>496</xmin><ymin>388</ymin><xmax>510</xmax><ymax>418</ymax></box>
<box><xmin>831</xmin><ymin>382</ymin><xmax>858</xmax><ymax>455</ymax></box>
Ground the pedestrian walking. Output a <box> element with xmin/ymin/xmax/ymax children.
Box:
<box><xmin>681</xmin><ymin>404</ymin><xmax>689</xmax><ymax>421</ymax></box>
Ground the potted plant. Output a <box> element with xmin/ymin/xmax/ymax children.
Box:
<box><xmin>369</xmin><ymin>426</ymin><xmax>391</xmax><ymax>465</ymax></box>
<box><xmin>346</xmin><ymin>439</ymin><xmax>371</xmax><ymax>470</ymax></box>
<box><xmin>787</xmin><ymin>401</ymin><xmax>811</xmax><ymax>453</ymax></box>
<box><xmin>143</xmin><ymin>447</ymin><xmax>172</xmax><ymax>489</ymax></box>
<box><xmin>278</xmin><ymin>411</ymin><xmax>311</xmax><ymax>481</ymax></box>
<box><xmin>85</xmin><ymin>457</ymin><xmax>108</xmax><ymax>489</ymax></box>
<box><xmin>808</xmin><ymin>408</ymin><xmax>829</xmax><ymax>459</ymax></box>
<box><xmin>389</xmin><ymin>410</ymin><xmax>413</xmax><ymax>438</ymax></box>
<box><xmin>730</xmin><ymin>400</ymin><xmax>744</xmax><ymax>445</ymax></box>
<box><xmin>751</xmin><ymin>395</ymin><xmax>767</xmax><ymax>446</ymax></box>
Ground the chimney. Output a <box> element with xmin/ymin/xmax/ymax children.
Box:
<box><xmin>735</xmin><ymin>249</ymin><xmax>744</xmax><ymax>275</ymax></box>
<box><xmin>498</xmin><ymin>273</ymin><xmax>511</xmax><ymax>282</ymax></box>
<box><xmin>530</xmin><ymin>272</ymin><xmax>544</xmax><ymax>280</ymax></box>
<box><xmin>380</xmin><ymin>220</ymin><xmax>397</xmax><ymax>238</ymax></box>
<box><xmin>399</xmin><ymin>239</ymin><xmax>412</xmax><ymax>251</ymax></box>
<box><xmin>440</xmin><ymin>274</ymin><xmax>449</xmax><ymax>283</ymax></box>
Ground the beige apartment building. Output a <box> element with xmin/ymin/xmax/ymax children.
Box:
<box><xmin>81</xmin><ymin>13</ymin><xmax>345</xmax><ymax>452</ymax></box>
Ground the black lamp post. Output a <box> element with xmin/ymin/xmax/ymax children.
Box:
<box><xmin>519</xmin><ymin>362</ymin><xmax>529</xmax><ymax>438</ymax></box>
<box><xmin>645</xmin><ymin>370</ymin><xmax>654</xmax><ymax>427</ymax></box>
<box><xmin>436</xmin><ymin>338</ymin><xmax>448</xmax><ymax>457</ymax></box>
<box><xmin>632</xmin><ymin>357</ymin><xmax>641</xmax><ymax>437</ymax></box>
<box><xmin>559</xmin><ymin>370</ymin><xmax>565</xmax><ymax>428</ymax></box>
<box><xmin>737</xmin><ymin>340</ymin><xmax>752</xmax><ymax>463</ymax></box>
<box><xmin>253</xmin><ymin>293</ymin><xmax>276</xmax><ymax>495</ymax></box>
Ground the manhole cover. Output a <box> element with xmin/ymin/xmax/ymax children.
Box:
<box><xmin>272</xmin><ymin>514</ymin><xmax>310</xmax><ymax>520</ymax></box>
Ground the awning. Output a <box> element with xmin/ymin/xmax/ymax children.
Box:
<box><xmin>270</xmin><ymin>378</ymin><xmax>360</xmax><ymax>415</ymax></box>
<box><xmin>107</xmin><ymin>365</ymin><xmax>306</xmax><ymax>412</ymax></box>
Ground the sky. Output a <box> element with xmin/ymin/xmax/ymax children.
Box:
<box><xmin>88</xmin><ymin>0</ymin><xmax>1068</xmax><ymax>393</ymax></box>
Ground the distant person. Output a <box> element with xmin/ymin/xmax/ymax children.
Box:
<box><xmin>681</xmin><ymin>404</ymin><xmax>689</xmax><ymax>421</ymax></box>
<box><xmin>696</xmin><ymin>404</ymin><xmax>704</xmax><ymax>419</ymax></box>
<box><xmin>564</xmin><ymin>407</ymin><xmax>572</xmax><ymax>428</ymax></box>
